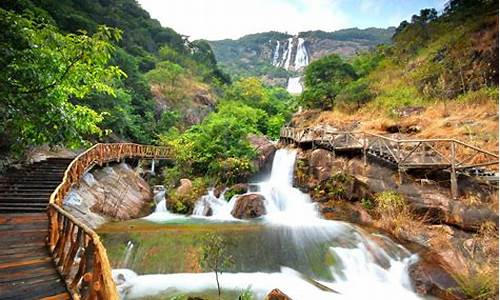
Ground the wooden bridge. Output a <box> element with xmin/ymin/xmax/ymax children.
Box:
<box><xmin>280</xmin><ymin>126</ymin><xmax>499</xmax><ymax>199</ymax></box>
<box><xmin>0</xmin><ymin>143</ymin><xmax>170</xmax><ymax>300</ymax></box>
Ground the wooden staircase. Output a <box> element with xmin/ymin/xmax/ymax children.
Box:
<box><xmin>0</xmin><ymin>158</ymin><xmax>72</xmax><ymax>300</ymax></box>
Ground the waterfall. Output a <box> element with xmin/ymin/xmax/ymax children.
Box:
<box><xmin>286</xmin><ymin>77</ymin><xmax>303</xmax><ymax>94</ymax></box>
<box><xmin>283</xmin><ymin>37</ymin><xmax>294</xmax><ymax>70</ymax></box>
<box><xmin>192</xmin><ymin>188</ymin><xmax>228</xmax><ymax>217</ymax></box>
<box><xmin>294</xmin><ymin>38</ymin><xmax>308</xmax><ymax>70</ymax></box>
<box><xmin>272</xmin><ymin>40</ymin><xmax>280</xmax><ymax>67</ymax></box>
<box><xmin>129</xmin><ymin>149</ymin><xmax>420</xmax><ymax>299</ymax></box>
<box><xmin>259</xmin><ymin>149</ymin><xmax>319</xmax><ymax>224</ymax></box>
<box><xmin>153</xmin><ymin>188</ymin><xmax>166</xmax><ymax>213</ymax></box>
<box><xmin>120</xmin><ymin>241</ymin><xmax>134</xmax><ymax>268</ymax></box>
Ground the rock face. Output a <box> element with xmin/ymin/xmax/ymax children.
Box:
<box><xmin>296</xmin><ymin>148</ymin><xmax>498</xmax><ymax>231</ymax></box>
<box><xmin>176</xmin><ymin>178</ymin><xmax>193</xmax><ymax>196</ymax></box>
<box><xmin>248</xmin><ymin>134</ymin><xmax>277</xmax><ymax>172</ymax></box>
<box><xmin>231</xmin><ymin>193</ymin><xmax>266</xmax><ymax>219</ymax></box>
<box><xmin>264</xmin><ymin>288</ymin><xmax>292</xmax><ymax>300</ymax></box>
<box><xmin>63</xmin><ymin>162</ymin><xmax>153</xmax><ymax>228</ymax></box>
<box><xmin>309</xmin><ymin>149</ymin><xmax>335</xmax><ymax>182</ymax></box>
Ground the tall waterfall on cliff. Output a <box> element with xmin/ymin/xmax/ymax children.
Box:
<box><xmin>272</xmin><ymin>40</ymin><xmax>281</xmax><ymax>67</ymax></box>
<box><xmin>294</xmin><ymin>37</ymin><xmax>309</xmax><ymax>70</ymax></box>
<box><xmin>283</xmin><ymin>37</ymin><xmax>294</xmax><ymax>70</ymax></box>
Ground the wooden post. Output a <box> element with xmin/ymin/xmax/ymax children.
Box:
<box><xmin>450</xmin><ymin>141</ymin><xmax>458</xmax><ymax>199</ymax></box>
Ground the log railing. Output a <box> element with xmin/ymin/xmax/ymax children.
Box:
<box><xmin>280</xmin><ymin>126</ymin><xmax>499</xmax><ymax>199</ymax></box>
<box><xmin>47</xmin><ymin>143</ymin><xmax>170</xmax><ymax>299</ymax></box>
<box><xmin>48</xmin><ymin>204</ymin><xmax>118</xmax><ymax>300</ymax></box>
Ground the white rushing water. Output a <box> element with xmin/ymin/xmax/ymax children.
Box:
<box><xmin>120</xmin><ymin>241</ymin><xmax>134</xmax><ymax>268</ymax></box>
<box><xmin>287</xmin><ymin>76</ymin><xmax>303</xmax><ymax>94</ymax></box>
<box><xmin>283</xmin><ymin>37</ymin><xmax>294</xmax><ymax>70</ymax></box>
<box><xmin>272</xmin><ymin>40</ymin><xmax>281</xmax><ymax>67</ymax></box>
<box><xmin>294</xmin><ymin>37</ymin><xmax>308</xmax><ymax>70</ymax></box>
<box><xmin>122</xmin><ymin>149</ymin><xmax>421</xmax><ymax>299</ymax></box>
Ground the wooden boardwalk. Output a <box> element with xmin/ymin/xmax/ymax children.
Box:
<box><xmin>0</xmin><ymin>144</ymin><xmax>170</xmax><ymax>299</ymax></box>
<box><xmin>0</xmin><ymin>158</ymin><xmax>72</xmax><ymax>300</ymax></box>
<box><xmin>280</xmin><ymin>126</ymin><xmax>499</xmax><ymax>198</ymax></box>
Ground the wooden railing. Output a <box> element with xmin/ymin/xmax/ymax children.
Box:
<box><xmin>280</xmin><ymin>126</ymin><xmax>499</xmax><ymax>199</ymax></box>
<box><xmin>48</xmin><ymin>204</ymin><xmax>118</xmax><ymax>300</ymax></box>
<box><xmin>49</xmin><ymin>143</ymin><xmax>170</xmax><ymax>206</ymax></box>
<box><xmin>47</xmin><ymin>143</ymin><xmax>170</xmax><ymax>300</ymax></box>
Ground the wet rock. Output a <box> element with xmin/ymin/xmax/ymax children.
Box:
<box><xmin>63</xmin><ymin>162</ymin><xmax>153</xmax><ymax>228</ymax></box>
<box><xmin>248</xmin><ymin>135</ymin><xmax>276</xmax><ymax>171</ymax></box>
<box><xmin>264</xmin><ymin>288</ymin><xmax>292</xmax><ymax>300</ymax></box>
<box><xmin>231</xmin><ymin>193</ymin><xmax>266</xmax><ymax>219</ymax></box>
<box><xmin>409</xmin><ymin>257</ymin><xmax>463</xmax><ymax>300</ymax></box>
<box><xmin>176</xmin><ymin>179</ymin><xmax>193</xmax><ymax>196</ymax></box>
<box><xmin>309</xmin><ymin>149</ymin><xmax>335</xmax><ymax>182</ymax></box>
<box><xmin>321</xmin><ymin>201</ymin><xmax>373</xmax><ymax>225</ymax></box>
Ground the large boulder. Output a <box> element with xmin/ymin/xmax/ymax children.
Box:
<box><xmin>63</xmin><ymin>162</ymin><xmax>153</xmax><ymax>228</ymax></box>
<box><xmin>309</xmin><ymin>149</ymin><xmax>335</xmax><ymax>182</ymax></box>
<box><xmin>248</xmin><ymin>135</ymin><xmax>276</xmax><ymax>171</ymax></box>
<box><xmin>176</xmin><ymin>179</ymin><xmax>193</xmax><ymax>196</ymax></box>
<box><xmin>231</xmin><ymin>193</ymin><xmax>266</xmax><ymax>219</ymax></box>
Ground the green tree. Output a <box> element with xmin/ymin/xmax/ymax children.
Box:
<box><xmin>337</xmin><ymin>78</ymin><xmax>373</xmax><ymax>108</ymax></box>
<box><xmin>301</xmin><ymin>54</ymin><xmax>357</xmax><ymax>109</ymax></box>
<box><xmin>145</xmin><ymin>61</ymin><xmax>184</xmax><ymax>91</ymax></box>
<box><xmin>0</xmin><ymin>9</ymin><xmax>124</xmax><ymax>150</ymax></box>
<box><xmin>199</xmin><ymin>233</ymin><xmax>234</xmax><ymax>300</ymax></box>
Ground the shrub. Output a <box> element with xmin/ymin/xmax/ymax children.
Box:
<box><xmin>374</xmin><ymin>190</ymin><xmax>407</xmax><ymax>216</ymax></box>
<box><xmin>447</xmin><ymin>263</ymin><xmax>498</xmax><ymax>300</ymax></box>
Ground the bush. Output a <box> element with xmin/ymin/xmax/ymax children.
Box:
<box><xmin>374</xmin><ymin>190</ymin><xmax>407</xmax><ymax>216</ymax></box>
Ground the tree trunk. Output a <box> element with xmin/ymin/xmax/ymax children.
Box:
<box><xmin>215</xmin><ymin>270</ymin><xmax>221</xmax><ymax>299</ymax></box>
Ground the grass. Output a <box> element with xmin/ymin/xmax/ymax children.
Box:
<box><xmin>446</xmin><ymin>261</ymin><xmax>498</xmax><ymax>300</ymax></box>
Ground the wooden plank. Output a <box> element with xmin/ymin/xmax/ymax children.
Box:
<box><xmin>0</xmin><ymin>257</ymin><xmax>52</xmax><ymax>270</ymax></box>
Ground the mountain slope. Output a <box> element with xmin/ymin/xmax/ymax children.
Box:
<box><xmin>208</xmin><ymin>27</ymin><xmax>395</xmax><ymax>88</ymax></box>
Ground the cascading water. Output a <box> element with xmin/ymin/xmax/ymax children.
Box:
<box><xmin>192</xmin><ymin>188</ymin><xmax>237</xmax><ymax>219</ymax></box>
<box><xmin>120</xmin><ymin>241</ymin><xmax>134</xmax><ymax>268</ymax></box>
<box><xmin>272</xmin><ymin>40</ymin><xmax>280</xmax><ymax>67</ymax></box>
<box><xmin>283</xmin><ymin>37</ymin><xmax>294</xmax><ymax>70</ymax></box>
<box><xmin>294</xmin><ymin>37</ymin><xmax>308</xmax><ymax>70</ymax></box>
<box><xmin>109</xmin><ymin>149</ymin><xmax>421</xmax><ymax>299</ymax></box>
<box><xmin>287</xmin><ymin>76</ymin><xmax>303</xmax><ymax>94</ymax></box>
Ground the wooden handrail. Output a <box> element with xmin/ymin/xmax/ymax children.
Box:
<box><xmin>281</xmin><ymin>126</ymin><xmax>498</xmax><ymax>199</ymax></box>
<box><xmin>49</xmin><ymin>143</ymin><xmax>170</xmax><ymax>206</ymax></box>
<box><xmin>47</xmin><ymin>143</ymin><xmax>170</xmax><ymax>300</ymax></box>
<box><xmin>48</xmin><ymin>204</ymin><xmax>118</xmax><ymax>300</ymax></box>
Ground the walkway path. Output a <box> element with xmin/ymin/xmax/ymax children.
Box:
<box><xmin>0</xmin><ymin>158</ymin><xmax>72</xmax><ymax>300</ymax></box>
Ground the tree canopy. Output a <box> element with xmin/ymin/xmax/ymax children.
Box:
<box><xmin>0</xmin><ymin>9</ymin><xmax>124</xmax><ymax>150</ymax></box>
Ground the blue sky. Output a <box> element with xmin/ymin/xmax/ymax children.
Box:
<box><xmin>137</xmin><ymin>0</ymin><xmax>447</xmax><ymax>40</ymax></box>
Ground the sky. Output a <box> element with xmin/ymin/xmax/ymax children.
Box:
<box><xmin>137</xmin><ymin>0</ymin><xmax>447</xmax><ymax>40</ymax></box>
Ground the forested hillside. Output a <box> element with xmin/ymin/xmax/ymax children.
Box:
<box><xmin>1</xmin><ymin>0</ymin><xmax>229</xmax><ymax>150</ymax></box>
<box><xmin>0</xmin><ymin>0</ymin><xmax>295</xmax><ymax>187</ymax></box>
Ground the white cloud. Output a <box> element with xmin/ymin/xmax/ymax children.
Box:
<box><xmin>137</xmin><ymin>0</ymin><xmax>350</xmax><ymax>40</ymax></box>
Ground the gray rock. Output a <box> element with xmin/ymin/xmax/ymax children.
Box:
<box><xmin>231</xmin><ymin>193</ymin><xmax>266</xmax><ymax>219</ymax></box>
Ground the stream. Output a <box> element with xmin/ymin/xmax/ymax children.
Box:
<box><xmin>98</xmin><ymin>149</ymin><xmax>423</xmax><ymax>300</ymax></box>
